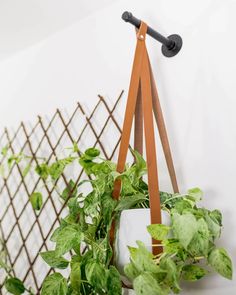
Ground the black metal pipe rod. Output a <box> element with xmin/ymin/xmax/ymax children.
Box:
<box><xmin>122</xmin><ymin>11</ymin><xmax>175</xmax><ymax>50</ymax></box>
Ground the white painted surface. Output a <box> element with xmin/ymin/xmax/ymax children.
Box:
<box><xmin>0</xmin><ymin>0</ymin><xmax>235</xmax><ymax>293</ymax></box>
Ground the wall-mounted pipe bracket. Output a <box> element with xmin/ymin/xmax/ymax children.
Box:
<box><xmin>122</xmin><ymin>11</ymin><xmax>182</xmax><ymax>57</ymax></box>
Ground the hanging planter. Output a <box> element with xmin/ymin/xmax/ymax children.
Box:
<box><xmin>114</xmin><ymin>186</ymin><xmax>233</xmax><ymax>294</ymax></box>
<box><xmin>115</xmin><ymin>208</ymin><xmax>170</xmax><ymax>277</ymax></box>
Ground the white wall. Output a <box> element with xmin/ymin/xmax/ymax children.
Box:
<box><xmin>0</xmin><ymin>0</ymin><xmax>235</xmax><ymax>293</ymax></box>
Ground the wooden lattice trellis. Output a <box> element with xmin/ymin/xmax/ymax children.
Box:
<box><xmin>0</xmin><ymin>92</ymin><xmax>124</xmax><ymax>294</ymax></box>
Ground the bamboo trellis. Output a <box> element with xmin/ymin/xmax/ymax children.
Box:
<box><xmin>0</xmin><ymin>92</ymin><xmax>124</xmax><ymax>294</ymax></box>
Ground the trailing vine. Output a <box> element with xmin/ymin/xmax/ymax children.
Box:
<box><xmin>0</xmin><ymin>145</ymin><xmax>233</xmax><ymax>294</ymax></box>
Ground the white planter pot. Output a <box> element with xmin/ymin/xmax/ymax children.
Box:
<box><xmin>115</xmin><ymin>208</ymin><xmax>170</xmax><ymax>277</ymax></box>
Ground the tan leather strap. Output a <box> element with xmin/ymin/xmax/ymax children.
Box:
<box><xmin>113</xmin><ymin>22</ymin><xmax>148</xmax><ymax>200</ymax></box>
<box><xmin>133</xmin><ymin>33</ymin><xmax>178</xmax><ymax>193</ymax></box>
<box><xmin>140</xmin><ymin>46</ymin><xmax>162</xmax><ymax>254</ymax></box>
<box><xmin>134</xmin><ymin>27</ymin><xmax>143</xmax><ymax>156</ymax></box>
<box><xmin>110</xmin><ymin>23</ymin><xmax>148</xmax><ymax>251</ymax></box>
<box><xmin>149</xmin><ymin>58</ymin><xmax>179</xmax><ymax>193</ymax></box>
<box><xmin>134</xmin><ymin>83</ymin><xmax>143</xmax><ymax>155</ymax></box>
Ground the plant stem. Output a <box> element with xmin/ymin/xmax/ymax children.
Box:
<box><xmin>194</xmin><ymin>256</ymin><xmax>204</xmax><ymax>260</ymax></box>
<box><xmin>161</xmin><ymin>206</ymin><xmax>171</xmax><ymax>214</ymax></box>
<box><xmin>163</xmin><ymin>194</ymin><xmax>187</xmax><ymax>204</ymax></box>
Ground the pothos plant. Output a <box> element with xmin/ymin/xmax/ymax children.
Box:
<box><xmin>0</xmin><ymin>145</ymin><xmax>233</xmax><ymax>295</ymax></box>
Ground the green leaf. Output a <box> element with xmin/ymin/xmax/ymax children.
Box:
<box><xmin>7</xmin><ymin>154</ymin><xmax>22</xmax><ymax>168</ymax></box>
<box><xmin>30</xmin><ymin>192</ymin><xmax>43</xmax><ymax>211</ymax></box>
<box><xmin>182</xmin><ymin>265</ymin><xmax>208</xmax><ymax>281</ymax></box>
<box><xmin>174</xmin><ymin>199</ymin><xmax>192</xmax><ymax>214</ymax></box>
<box><xmin>49</xmin><ymin>157</ymin><xmax>75</xmax><ymax>181</ymax></box>
<box><xmin>70</xmin><ymin>256</ymin><xmax>81</xmax><ymax>292</ymax></box>
<box><xmin>192</xmin><ymin>207</ymin><xmax>208</xmax><ymax>219</ymax></box>
<box><xmin>83</xmin><ymin>192</ymin><xmax>100</xmax><ymax>218</ymax></box>
<box><xmin>160</xmin><ymin>257</ymin><xmax>181</xmax><ymax>293</ymax></box>
<box><xmin>127</xmin><ymin>246</ymin><xmax>138</xmax><ymax>259</ymax></box>
<box><xmin>49</xmin><ymin>161</ymin><xmax>65</xmax><ymax>180</ymax></box>
<box><xmin>35</xmin><ymin>163</ymin><xmax>49</xmax><ymax>180</ymax></box>
<box><xmin>78</xmin><ymin>157</ymin><xmax>95</xmax><ymax>175</ymax></box>
<box><xmin>124</xmin><ymin>261</ymin><xmax>140</xmax><ymax>281</ymax></box>
<box><xmin>205</xmin><ymin>213</ymin><xmax>221</xmax><ymax>241</ymax></box>
<box><xmin>1</xmin><ymin>145</ymin><xmax>9</xmax><ymax>156</ymax></box>
<box><xmin>160</xmin><ymin>191</ymin><xmax>175</xmax><ymax>206</ymax></box>
<box><xmin>91</xmin><ymin>162</ymin><xmax>111</xmax><ymax>175</ymax></box>
<box><xmin>120</xmin><ymin>175</ymin><xmax>137</xmax><ymax>195</ymax></box>
<box><xmin>4</xmin><ymin>278</ymin><xmax>25</xmax><ymax>295</ymax></box>
<box><xmin>61</xmin><ymin>180</ymin><xmax>77</xmax><ymax>201</ymax></box>
<box><xmin>85</xmin><ymin>260</ymin><xmax>106</xmax><ymax>291</ymax></box>
<box><xmin>115</xmin><ymin>194</ymin><xmax>147</xmax><ymax>211</ymax></box>
<box><xmin>106</xmin><ymin>266</ymin><xmax>122</xmax><ymax>295</ymax></box>
<box><xmin>163</xmin><ymin>239</ymin><xmax>181</xmax><ymax>254</ymax></box>
<box><xmin>7</xmin><ymin>157</ymin><xmax>14</xmax><ymax>167</ymax></box>
<box><xmin>50</xmin><ymin>221</ymin><xmax>67</xmax><ymax>242</ymax></box>
<box><xmin>187</xmin><ymin>218</ymin><xmax>209</xmax><ymax>256</ymax></box>
<box><xmin>172</xmin><ymin>212</ymin><xmax>198</xmax><ymax>249</ymax></box>
<box><xmin>72</xmin><ymin>142</ymin><xmax>79</xmax><ymax>153</ymax></box>
<box><xmin>101</xmin><ymin>194</ymin><xmax>117</xmax><ymax>225</ymax></box>
<box><xmin>147</xmin><ymin>224</ymin><xmax>170</xmax><ymax>241</ymax></box>
<box><xmin>133</xmin><ymin>272</ymin><xmax>168</xmax><ymax>295</ymax></box>
<box><xmin>22</xmin><ymin>163</ymin><xmax>31</xmax><ymax>178</ymax></box>
<box><xmin>40</xmin><ymin>251</ymin><xmax>69</xmax><ymax>269</ymax></box>
<box><xmin>90</xmin><ymin>238</ymin><xmax>111</xmax><ymax>265</ymax></box>
<box><xmin>187</xmin><ymin>187</ymin><xmax>203</xmax><ymax>201</ymax></box>
<box><xmin>131</xmin><ymin>149</ymin><xmax>147</xmax><ymax>177</ymax></box>
<box><xmin>208</xmin><ymin>248</ymin><xmax>233</xmax><ymax>280</ymax></box>
<box><xmin>128</xmin><ymin>241</ymin><xmax>158</xmax><ymax>274</ymax></box>
<box><xmin>67</xmin><ymin>198</ymin><xmax>82</xmax><ymax>224</ymax></box>
<box><xmin>55</xmin><ymin>225</ymin><xmax>83</xmax><ymax>256</ymax></box>
<box><xmin>85</xmin><ymin>148</ymin><xmax>100</xmax><ymax>158</ymax></box>
<box><xmin>41</xmin><ymin>273</ymin><xmax>68</xmax><ymax>295</ymax></box>
<box><xmin>209</xmin><ymin>209</ymin><xmax>222</xmax><ymax>226</ymax></box>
